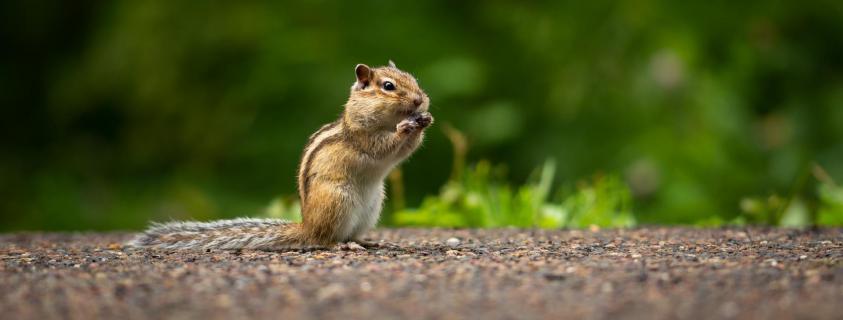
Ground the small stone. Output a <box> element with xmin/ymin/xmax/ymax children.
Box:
<box><xmin>446</xmin><ymin>237</ymin><xmax>461</xmax><ymax>247</ymax></box>
<box><xmin>342</xmin><ymin>242</ymin><xmax>366</xmax><ymax>251</ymax></box>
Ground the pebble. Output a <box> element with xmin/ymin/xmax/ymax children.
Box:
<box><xmin>446</xmin><ymin>237</ymin><xmax>461</xmax><ymax>247</ymax></box>
<box><xmin>345</xmin><ymin>242</ymin><xmax>366</xmax><ymax>251</ymax></box>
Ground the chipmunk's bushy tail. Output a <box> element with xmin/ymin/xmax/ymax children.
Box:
<box><xmin>128</xmin><ymin>218</ymin><xmax>305</xmax><ymax>250</ymax></box>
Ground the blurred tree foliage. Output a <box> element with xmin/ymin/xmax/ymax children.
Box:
<box><xmin>1</xmin><ymin>1</ymin><xmax>842</xmax><ymax>230</ymax></box>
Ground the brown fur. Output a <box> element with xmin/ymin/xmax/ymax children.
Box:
<box><xmin>129</xmin><ymin>63</ymin><xmax>432</xmax><ymax>250</ymax></box>
<box><xmin>294</xmin><ymin>64</ymin><xmax>431</xmax><ymax>245</ymax></box>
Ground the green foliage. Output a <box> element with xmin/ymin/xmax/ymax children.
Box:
<box><xmin>392</xmin><ymin>160</ymin><xmax>635</xmax><ymax>228</ymax></box>
<box><xmin>817</xmin><ymin>181</ymin><xmax>843</xmax><ymax>226</ymax></box>
<box><xmin>557</xmin><ymin>174</ymin><xmax>636</xmax><ymax>228</ymax></box>
<box><xmin>263</xmin><ymin>196</ymin><xmax>302</xmax><ymax>223</ymax></box>
<box><xmin>261</xmin><ymin>158</ymin><xmax>842</xmax><ymax>229</ymax></box>
<box><xmin>737</xmin><ymin>195</ymin><xmax>811</xmax><ymax>227</ymax></box>
<box><xmin>735</xmin><ymin>165</ymin><xmax>843</xmax><ymax>227</ymax></box>
<box><xmin>738</xmin><ymin>195</ymin><xmax>788</xmax><ymax>225</ymax></box>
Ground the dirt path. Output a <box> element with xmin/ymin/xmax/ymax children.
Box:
<box><xmin>1</xmin><ymin>228</ymin><xmax>841</xmax><ymax>320</ymax></box>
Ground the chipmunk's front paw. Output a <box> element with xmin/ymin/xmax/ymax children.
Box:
<box><xmin>397</xmin><ymin>112</ymin><xmax>433</xmax><ymax>135</ymax></box>
<box><xmin>397</xmin><ymin>119</ymin><xmax>420</xmax><ymax>134</ymax></box>
<box><xmin>413</xmin><ymin>112</ymin><xmax>433</xmax><ymax>129</ymax></box>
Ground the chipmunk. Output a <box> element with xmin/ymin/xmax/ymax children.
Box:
<box><xmin>129</xmin><ymin>61</ymin><xmax>433</xmax><ymax>250</ymax></box>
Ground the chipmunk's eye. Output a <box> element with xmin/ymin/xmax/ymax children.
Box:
<box><xmin>382</xmin><ymin>81</ymin><xmax>396</xmax><ymax>91</ymax></box>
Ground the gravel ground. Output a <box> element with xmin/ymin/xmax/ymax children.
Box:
<box><xmin>1</xmin><ymin>228</ymin><xmax>841</xmax><ymax>320</ymax></box>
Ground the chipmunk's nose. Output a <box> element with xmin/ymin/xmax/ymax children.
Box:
<box><xmin>413</xmin><ymin>97</ymin><xmax>423</xmax><ymax>107</ymax></box>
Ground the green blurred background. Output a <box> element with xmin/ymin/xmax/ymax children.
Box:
<box><xmin>2</xmin><ymin>1</ymin><xmax>843</xmax><ymax>231</ymax></box>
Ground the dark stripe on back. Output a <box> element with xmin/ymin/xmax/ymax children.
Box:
<box><xmin>306</xmin><ymin>121</ymin><xmax>339</xmax><ymax>149</ymax></box>
<box><xmin>299</xmin><ymin>135</ymin><xmax>343</xmax><ymax>208</ymax></box>
<box><xmin>297</xmin><ymin>121</ymin><xmax>340</xmax><ymax>200</ymax></box>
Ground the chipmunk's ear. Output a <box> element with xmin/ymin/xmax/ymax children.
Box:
<box><xmin>354</xmin><ymin>64</ymin><xmax>372</xmax><ymax>89</ymax></box>
<box><xmin>388</xmin><ymin>60</ymin><xmax>397</xmax><ymax>68</ymax></box>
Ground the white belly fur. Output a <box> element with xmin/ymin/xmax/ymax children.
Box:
<box><xmin>333</xmin><ymin>136</ymin><xmax>415</xmax><ymax>242</ymax></box>
<box><xmin>350</xmin><ymin>181</ymin><xmax>385</xmax><ymax>240</ymax></box>
<box><xmin>336</xmin><ymin>166</ymin><xmax>393</xmax><ymax>242</ymax></box>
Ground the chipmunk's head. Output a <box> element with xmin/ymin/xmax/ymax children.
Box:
<box><xmin>344</xmin><ymin>61</ymin><xmax>429</xmax><ymax>130</ymax></box>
